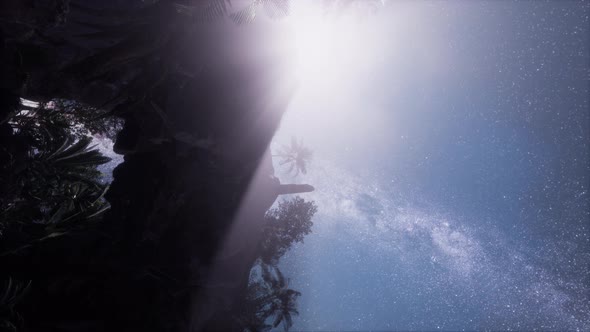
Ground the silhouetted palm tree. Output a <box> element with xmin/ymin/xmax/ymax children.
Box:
<box><xmin>235</xmin><ymin>281</ymin><xmax>274</xmax><ymax>332</ymax></box>
<box><xmin>260</xmin><ymin>264</ymin><xmax>301</xmax><ymax>331</ymax></box>
<box><xmin>274</xmin><ymin>137</ymin><xmax>312</xmax><ymax>176</ymax></box>
<box><xmin>235</xmin><ymin>263</ymin><xmax>301</xmax><ymax>331</ymax></box>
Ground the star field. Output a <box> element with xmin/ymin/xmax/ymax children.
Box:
<box><xmin>274</xmin><ymin>1</ymin><xmax>589</xmax><ymax>330</ymax></box>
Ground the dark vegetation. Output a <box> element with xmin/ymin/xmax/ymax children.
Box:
<box><xmin>273</xmin><ymin>137</ymin><xmax>313</xmax><ymax>176</ymax></box>
<box><xmin>237</xmin><ymin>198</ymin><xmax>317</xmax><ymax>331</ymax></box>
<box><xmin>0</xmin><ymin>0</ymin><xmax>332</xmax><ymax>331</ymax></box>
<box><xmin>1</xmin><ymin>103</ymin><xmax>112</xmax><ymax>254</ymax></box>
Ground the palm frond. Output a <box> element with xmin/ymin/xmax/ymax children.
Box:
<box><xmin>272</xmin><ymin>313</ymin><xmax>284</xmax><ymax>328</ymax></box>
<box><xmin>84</xmin><ymin>205</ymin><xmax>111</xmax><ymax>219</ymax></box>
<box><xmin>0</xmin><ymin>278</ymin><xmax>31</xmax><ymax>309</ymax></box>
<box><xmin>284</xmin><ymin>314</ymin><xmax>293</xmax><ymax>329</ymax></box>
<box><xmin>274</xmin><ymin>267</ymin><xmax>285</xmax><ymax>288</ymax></box>
<box><xmin>175</xmin><ymin>0</ymin><xmax>232</xmax><ymax>23</ymax></box>
<box><xmin>44</xmin><ymin>137</ymin><xmax>111</xmax><ymax>166</ymax></box>
<box><xmin>45</xmin><ymin>136</ymin><xmax>74</xmax><ymax>160</ymax></box>
<box><xmin>230</xmin><ymin>2</ymin><xmax>260</xmax><ymax>25</ymax></box>
<box><xmin>263</xmin><ymin>0</ymin><xmax>290</xmax><ymax>19</ymax></box>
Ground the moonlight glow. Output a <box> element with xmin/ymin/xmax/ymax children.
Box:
<box><xmin>276</xmin><ymin>1</ymin><xmax>389</xmax><ymax>142</ymax></box>
<box><xmin>286</xmin><ymin>2</ymin><xmax>380</xmax><ymax>89</ymax></box>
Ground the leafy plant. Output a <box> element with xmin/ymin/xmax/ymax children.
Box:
<box><xmin>1</xmin><ymin>102</ymin><xmax>112</xmax><ymax>254</ymax></box>
<box><xmin>238</xmin><ymin>264</ymin><xmax>301</xmax><ymax>331</ymax></box>
<box><xmin>260</xmin><ymin>196</ymin><xmax>317</xmax><ymax>265</ymax></box>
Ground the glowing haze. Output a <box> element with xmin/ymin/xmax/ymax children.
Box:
<box><xmin>272</xmin><ymin>1</ymin><xmax>590</xmax><ymax>331</ymax></box>
<box><xmin>286</xmin><ymin>1</ymin><xmax>381</xmax><ymax>90</ymax></box>
<box><xmin>278</xmin><ymin>0</ymin><xmax>393</xmax><ymax>151</ymax></box>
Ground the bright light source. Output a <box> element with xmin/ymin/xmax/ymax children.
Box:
<box><xmin>286</xmin><ymin>1</ymin><xmax>380</xmax><ymax>90</ymax></box>
<box><xmin>275</xmin><ymin>1</ymin><xmax>387</xmax><ymax>144</ymax></box>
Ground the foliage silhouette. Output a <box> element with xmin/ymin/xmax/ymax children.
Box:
<box><xmin>0</xmin><ymin>0</ymin><xmax>365</xmax><ymax>330</ymax></box>
<box><xmin>233</xmin><ymin>196</ymin><xmax>316</xmax><ymax>331</ymax></box>
<box><xmin>262</xmin><ymin>265</ymin><xmax>301</xmax><ymax>330</ymax></box>
<box><xmin>274</xmin><ymin>137</ymin><xmax>313</xmax><ymax>176</ymax></box>
<box><xmin>260</xmin><ymin>196</ymin><xmax>317</xmax><ymax>266</ymax></box>
<box><xmin>0</xmin><ymin>102</ymin><xmax>111</xmax><ymax>256</ymax></box>
<box><xmin>237</xmin><ymin>263</ymin><xmax>302</xmax><ymax>331</ymax></box>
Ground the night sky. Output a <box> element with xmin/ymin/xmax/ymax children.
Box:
<box><xmin>273</xmin><ymin>1</ymin><xmax>590</xmax><ymax>330</ymax></box>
